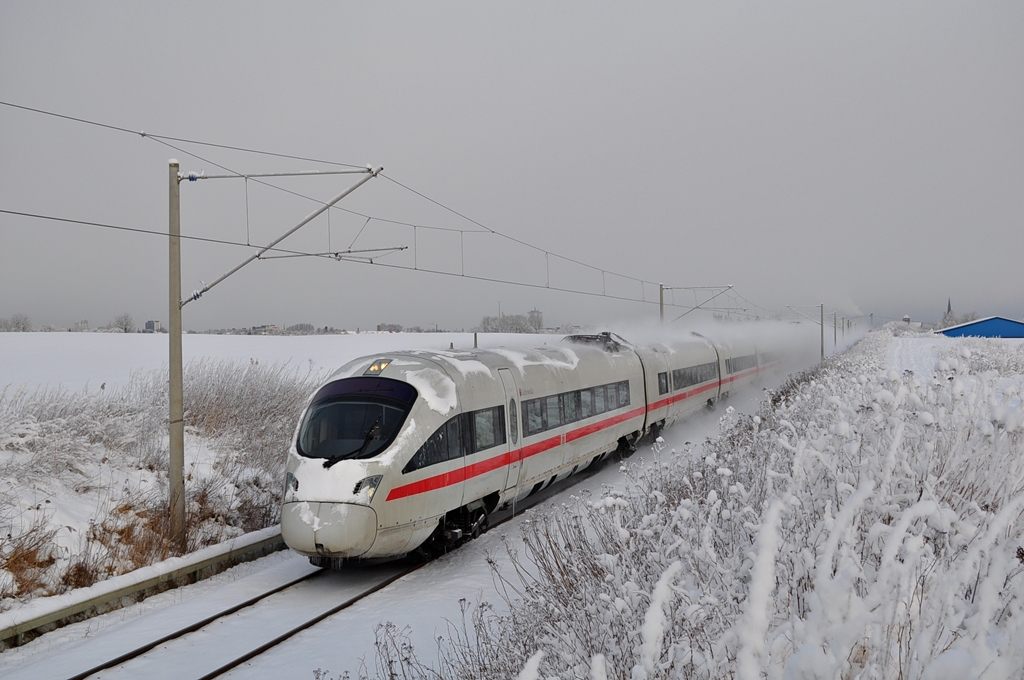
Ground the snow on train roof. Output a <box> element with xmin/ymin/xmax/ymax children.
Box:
<box><xmin>386</xmin><ymin>347</ymin><xmax>585</xmax><ymax>415</ymax></box>
<box><xmin>400</xmin><ymin>346</ymin><xmax>582</xmax><ymax>376</ymax></box>
<box><xmin>402</xmin><ymin>367</ymin><xmax>458</xmax><ymax>415</ymax></box>
<box><xmin>425</xmin><ymin>351</ymin><xmax>493</xmax><ymax>378</ymax></box>
<box><xmin>317</xmin><ymin>340</ymin><xmax>620</xmax><ymax>415</ymax></box>
<box><xmin>488</xmin><ymin>346</ymin><xmax>580</xmax><ymax>375</ymax></box>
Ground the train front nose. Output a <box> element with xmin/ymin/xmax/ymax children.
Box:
<box><xmin>281</xmin><ymin>501</ymin><xmax>378</xmax><ymax>558</ymax></box>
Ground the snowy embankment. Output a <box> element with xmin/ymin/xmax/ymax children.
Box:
<box><xmin>383</xmin><ymin>329</ymin><xmax>1024</xmax><ymax>679</ymax></box>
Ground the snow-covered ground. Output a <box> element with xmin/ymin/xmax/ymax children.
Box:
<box><xmin>5</xmin><ymin>328</ymin><xmax>1022</xmax><ymax>678</ymax></box>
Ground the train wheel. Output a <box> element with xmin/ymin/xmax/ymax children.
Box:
<box><xmin>615</xmin><ymin>436</ymin><xmax>637</xmax><ymax>460</ymax></box>
<box><xmin>469</xmin><ymin>508</ymin><xmax>488</xmax><ymax>539</ymax></box>
<box><xmin>412</xmin><ymin>521</ymin><xmax>448</xmax><ymax>561</ymax></box>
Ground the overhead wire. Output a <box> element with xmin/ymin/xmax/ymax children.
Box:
<box><xmin>1</xmin><ymin>208</ymin><xmax>717</xmax><ymax>313</ymax></box>
<box><xmin>0</xmin><ymin>209</ymin><xmax>397</xmax><ymax>263</ymax></box>
<box><xmin>0</xmin><ymin>100</ymin><xmax>365</xmax><ymax>169</ymax></box>
<box><xmin>380</xmin><ymin>172</ymin><xmax>653</xmax><ymax>289</ymax></box>
<box><xmin>1</xmin><ymin>100</ymin><xmax>766</xmax><ymax>317</ymax></box>
<box><xmin>2</xmin><ymin>99</ymin><xmax>673</xmax><ymax>291</ymax></box>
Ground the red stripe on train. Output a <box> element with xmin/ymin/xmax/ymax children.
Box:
<box><xmin>649</xmin><ymin>363</ymin><xmax>774</xmax><ymax>411</ymax></box>
<box><xmin>648</xmin><ymin>381</ymin><xmax>719</xmax><ymax>412</ymax></box>
<box><xmin>386</xmin><ymin>363</ymin><xmax>780</xmax><ymax>501</ymax></box>
<box><xmin>565</xmin><ymin>406</ymin><xmax>645</xmax><ymax>442</ymax></box>
<box><xmin>386</xmin><ymin>408</ymin><xmax>643</xmax><ymax>501</ymax></box>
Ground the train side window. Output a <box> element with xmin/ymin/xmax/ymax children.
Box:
<box><xmin>525</xmin><ymin>399</ymin><xmax>543</xmax><ymax>436</ymax></box>
<box><xmin>618</xmin><ymin>381</ymin><xmax>630</xmax><ymax>408</ymax></box>
<box><xmin>673</xmin><ymin>362</ymin><xmax>718</xmax><ymax>391</ymax></box>
<box><xmin>580</xmin><ymin>389</ymin><xmax>592</xmax><ymax>419</ymax></box>
<box><xmin>494</xmin><ymin>406</ymin><xmax>506</xmax><ymax>446</ymax></box>
<box><xmin>545</xmin><ymin>395</ymin><xmax>562</xmax><ymax>429</ymax></box>
<box><xmin>509</xmin><ymin>400</ymin><xmax>518</xmax><ymax>445</ymax></box>
<box><xmin>446</xmin><ymin>416</ymin><xmax>464</xmax><ymax>460</ymax></box>
<box><xmin>469</xmin><ymin>405</ymin><xmax>506</xmax><ymax>453</ymax></box>
<box><xmin>564</xmin><ymin>391</ymin><xmax>580</xmax><ymax>423</ymax></box>
<box><xmin>403</xmin><ymin>421</ymin><xmax>449</xmax><ymax>473</ymax></box>
<box><xmin>593</xmin><ymin>386</ymin><xmax>606</xmax><ymax>414</ymax></box>
<box><xmin>473</xmin><ymin>409</ymin><xmax>496</xmax><ymax>451</ymax></box>
<box><xmin>658</xmin><ymin>372</ymin><xmax>669</xmax><ymax>395</ymax></box>
<box><xmin>726</xmin><ymin>355</ymin><xmax>755</xmax><ymax>374</ymax></box>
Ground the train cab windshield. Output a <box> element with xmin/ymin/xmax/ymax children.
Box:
<box><xmin>297</xmin><ymin>377</ymin><xmax>418</xmax><ymax>466</ymax></box>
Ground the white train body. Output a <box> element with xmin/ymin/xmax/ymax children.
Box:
<box><xmin>281</xmin><ymin>332</ymin><xmax>783</xmax><ymax>563</ymax></box>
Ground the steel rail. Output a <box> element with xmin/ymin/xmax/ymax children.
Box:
<box><xmin>192</xmin><ymin>564</ymin><xmax>425</xmax><ymax>680</ymax></box>
<box><xmin>0</xmin><ymin>531</ymin><xmax>285</xmax><ymax>647</ymax></box>
<box><xmin>56</xmin><ymin>458</ymin><xmax>613</xmax><ymax>680</ymax></box>
<box><xmin>187</xmin><ymin>460</ymin><xmax>612</xmax><ymax>680</ymax></box>
<box><xmin>61</xmin><ymin>569</ymin><xmax>326</xmax><ymax>680</ymax></box>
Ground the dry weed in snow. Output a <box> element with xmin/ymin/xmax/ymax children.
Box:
<box><xmin>0</xmin><ymin>360</ymin><xmax>319</xmax><ymax>608</ymax></box>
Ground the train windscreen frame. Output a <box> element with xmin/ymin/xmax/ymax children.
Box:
<box><xmin>297</xmin><ymin>377</ymin><xmax>417</xmax><ymax>462</ymax></box>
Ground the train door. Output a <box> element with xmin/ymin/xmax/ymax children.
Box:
<box><xmin>498</xmin><ymin>368</ymin><xmax>522</xmax><ymax>491</ymax></box>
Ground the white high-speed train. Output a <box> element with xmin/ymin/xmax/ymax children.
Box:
<box><xmin>281</xmin><ymin>332</ymin><xmax>783</xmax><ymax>566</ymax></box>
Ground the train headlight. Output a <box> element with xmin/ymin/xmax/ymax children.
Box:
<box><xmin>283</xmin><ymin>472</ymin><xmax>299</xmax><ymax>503</ymax></box>
<box><xmin>352</xmin><ymin>475</ymin><xmax>383</xmax><ymax>504</ymax></box>
<box><xmin>364</xmin><ymin>359</ymin><xmax>392</xmax><ymax>375</ymax></box>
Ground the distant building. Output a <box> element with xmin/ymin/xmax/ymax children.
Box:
<box><xmin>144</xmin><ymin>320</ymin><xmax>162</xmax><ymax>333</ymax></box>
<box><xmin>252</xmin><ymin>324</ymin><xmax>280</xmax><ymax>335</ymax></box>
<box><xmin>528</xmin><ymin>309</ymin><xmax>543</xmax><ymax>331</ymax></box>
<box><xmin>938</xmin><ymin>317</ymin><xmax>1024</xmax><ymax>339</ymax></box>
<box><xmin>72</xmin><ymin>320</ymin><xmax>89</xmax><ymax>332</ymax></box>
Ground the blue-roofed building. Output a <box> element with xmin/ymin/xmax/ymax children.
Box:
<box><xmin>938</xmin><ymin>316</ymin><xmax>1024</xmax><ymax>338</ymax></box>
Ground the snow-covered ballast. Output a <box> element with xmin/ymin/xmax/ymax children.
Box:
<box><xmin>281</xmin><ymin>332</ymin><xmax>784</xmax><ymax>565</ymax></box>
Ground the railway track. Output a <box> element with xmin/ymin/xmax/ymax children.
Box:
<box><xmin>3</xmin><ymin>459</ymin><xmax>610</xmax><ymax>680</ymax></box>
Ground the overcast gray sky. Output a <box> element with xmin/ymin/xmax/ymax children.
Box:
<box><xmin>2</xmin><ymin>2</ymin><xmax>1021</xmax><ymax>332</ymax></box>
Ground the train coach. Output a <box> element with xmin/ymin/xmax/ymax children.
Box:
<box><xmin>281</xmin><ymin>331</ymin><xmax>784</xmax><ymax>566</ymax></box>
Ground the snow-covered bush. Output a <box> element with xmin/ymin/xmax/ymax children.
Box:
<box><xmin>0</xmin><ymin>360</ymin><xmax>319</xmax><ymax>607</ymax></box>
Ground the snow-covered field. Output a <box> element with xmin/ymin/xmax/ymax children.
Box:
<box><xmin>3</xmin><ymin>327</ymin><xmax>1023</xmax><ymax>679</ymax></box>
<box><xmin>0</xmin><ymin>331</ymin><xmax>532</xmax><ymax>393</ymax></box>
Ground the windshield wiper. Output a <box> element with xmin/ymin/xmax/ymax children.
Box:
<box><xmin>323</xmin><ymin>416</ymin><xmax>382</xmax><ymax>469</ymax></box>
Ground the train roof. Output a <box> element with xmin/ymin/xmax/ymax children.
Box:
<box><xmin>326</xmin><ymin>342</ymin><xmax>627</xmax><ymax>382</ymax></box>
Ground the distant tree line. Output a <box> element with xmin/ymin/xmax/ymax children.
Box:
<box><xmin>477</xmin><ymin>314</ymin><xmax>539</xmax><ymax>333</ymax></box>
<box><xmin>0</xmin><ymin>312</ymin><xmax>139</xmax><ymax>333</ymax></box>
<box><xmin>110</xmin><ymin>313</ymin><xmax>136</xmax><ymax>333</ymax></box>
<box><xmin>937</xmin><ymin>310</ymin><xmax>979</xmax><ymax>330</ymax></box>
<box><xmin>0</xmin><ymin>313</ymin><xmax>32</xmax><ymax>332</ymax></box>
